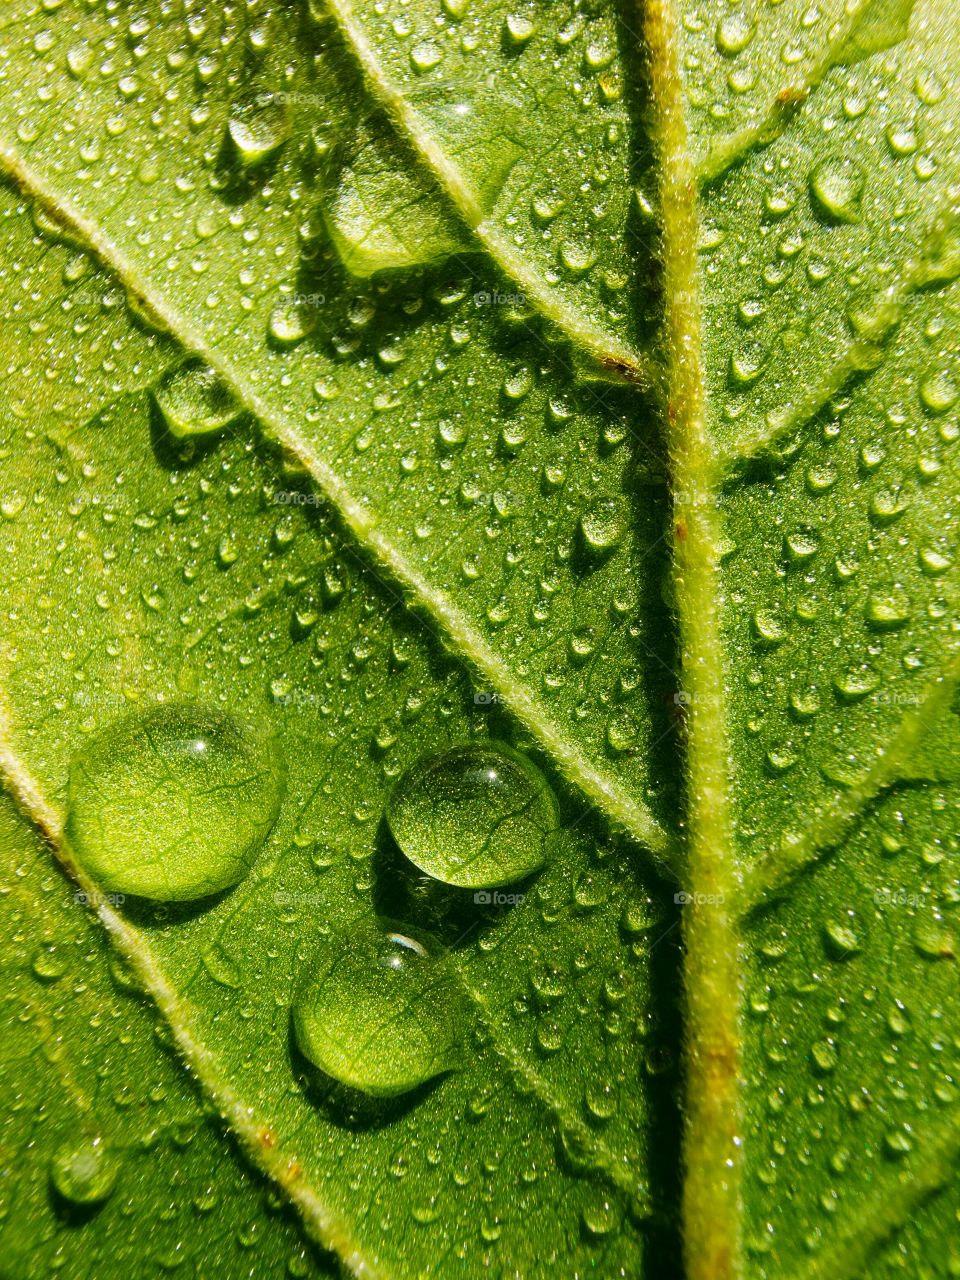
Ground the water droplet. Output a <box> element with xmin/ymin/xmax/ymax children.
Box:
<box><xmin>410</xmin><ymin>41</ymin><xmax>442</xmax><ymax>71</ymax></box>
<box><xmin>153</xmin><ymin>361</ymin><xmax>241</xmax><ymax>439</ymax></box>
<box><xmin>227</xmin><ymin>96</ymin><xmax>290</xmax><ymax>167</ymax></box>
<box><xmin>833</xmin><ymin>668</ymin><xmax>879</xmax><ymax>702</ymax></box>
<box><xmin>823</xmin><ymin>918</ymin><xmax>862</xmax><ymax>958</ymax></box>
<box><xmin>920</xmin><ymin>547</ymin><xmax>952</xmax><ymax>576</ymax></box>
<box><xmin>884</xmin><ymin>1127</ymin><xmax>914</xmax><ymax>1158</ymax></box>
<box><xmin>811</xmin><ymin>1039</ymin><xmax>838</xmax><ymax>1073</ymax></box>
<box><xmin>913</xmin><ymin>917</ymin><xmax>957</xmax><ymax>959</ymax></box>
<box><xmin>293</xmin><ymin>928</ymin><xmax>460</xmax><ymax>1096</ymax></box>
<box><xmin>784</xmin><ymin>530</ymin><xmax>818</xmax><ymax>563</ymax></box>
<box><xmin>32</xmin><ymin>943</ymin><xmax>67</xmax><ymax>982</ymax></box>
<box><xmin>789</xmin><ymin>689</ymin><xmax>821</xmax><ymax>720</ymax></box>
<box><xmin>387</xmin><ymin>743</ymin><xmax>557</xmax><ymax>888</ymax></box>
<box><xmin>581</xmin><ymin>1194</ymin><xmax>620</xmax><ymax>1237</ymax></box>
<box><xmin>752</xmin><ymin>610</ymin><xmax>787</xmax><ymax>647</ymax></box>
<box><xmin>914</xmin><ymin>208</ymin><xmax>960</xmax><ymax>286</ymax></box>
<box><xmin>50</xmin><ymin>1137</ymin><xmax>118</xmax><ymax>1206</ymax></box>
<box><xmin>579</xmin><ymin>499</ymin><xmax>625</xmax><ymax>555</ymax></box>
<box><xmin>504</xmin><ymin>14</ymin><xmax>536</xmax><ymax>46</ymax></box>
<box><xmin>715</xmin><ymin>11</ymin><xmax>755</xmax><ymax>56</ymax></box>
<box><xmin>809</xmin><ymin>158</ymin><xmax>865</xmax><ymax>225</ymax></box>
<box><xmin>869</xmin><ymin>489</ymin><xmax>909</xmax><ymax>525</ymax></box>
<box><xmin>268</xmin><ymin>297</ymin><xmax>317</xmax><ymax>348</ymax></box>
<box><xmin>65</xmin><ymin>703</ymin><xmax>286</xmax><ymax>900</ymax></box>
<box><xmin>920</xmin><ymin>368</ymin><xmax>959</xmax><ymax>414</ymax></box>
<box><xmin>559</xmin><ymin>241</ymin><xmax>597</xmax><ymax>275</ymax></box>
<box><xmin>866</xmin><ymin>593</ymin><xmax>911</xmax><ymax>630</ymax></box>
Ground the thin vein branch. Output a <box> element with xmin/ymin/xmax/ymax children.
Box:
<box><xmin>697</xmin><ymin>0</ymin><xmax>904</xmax><ymax>186</ymax></box>
<box><xmin>454</xmin><ymin>969</ymin><xmax>646</xmax><ymax>1204</ymax></box>
<box><xmin>322</xmin><ymin>0</ymin><xmax>659</xmax><ymax>389</ymax></box>
<box><xmin>788</xmin><ymin>1119</ymin><xmax>960</xmax><ymax>1280</ymax></box>
<box><xmin>742</xmin><ymin>653</ymin><xmax>960</xmax><ymax>912</ymax></box>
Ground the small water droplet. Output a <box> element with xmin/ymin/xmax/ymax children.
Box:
<box><xmin>865</xmin><ymin>589</ymin><xmax>912</xmax><ymax>631</ymax></box>
<box><xmin>581</xmin><ymin>1193</ymin><xmax>620</xmax><ymax>1237</ymax></box>
<box><xmin>920</xmin><ymin>368</ymin><xmax>959</xmax><ymax>415</ymax></box>
<box><xmin>579</xmin><ymin>499</ymin><xmax>626</xmax><ymax>555</ymax></box>
<box><xmin>227</xmin><ymin>96</ymin><xmax>290</xmax><ymax>167</ymax></box>
<box><xmin>715</xmin><ymin>11</ymin><xmax>755</xmax><ymax>55</ymax></box>
<box><xmin>809</xmin><ymin>157</ymin><xmax>865</xmax><ymax>225</ymax></box>
<box><xmin>823</xmin><ymin>918</ymin><xmax>862</xmax><ymax>958</ymax></box>
<box><xmin>504</xmin><ymin>14</ymin><xmax>536</xmax><ymax>46</ymax></box>
<box><xmin>153</xmin><ymin>361</ymin><xmax>241</xmax><ymax>439</ymax></box>
<box><xmin>268</xmin><ymin>297</ymin><xmax>318</xmax><ymax>348</ymax></box>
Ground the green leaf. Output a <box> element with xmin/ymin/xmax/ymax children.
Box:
<box><xmin>0</xmin><ymin>1</ymin><xmax>958</xmax><ymax>1278</ymax></box>
<box><xmin>0</xmin><ymin>790</ymin><xmax>335</xmax><ymax>1279</ymax></box>
<box><xmin>0</xmin><ymin>170</ymin><xmax>668</xmax><ymax>1275</ymax></box>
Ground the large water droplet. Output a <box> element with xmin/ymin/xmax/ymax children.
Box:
<box><xmin>227</xmin><ymin>96</ymin><xmax>290</xmax><ymax>167</ymax></box>
<box><xmin>809</xmin><ymin>158</ymin><xmax>865</xmax><ymax>225</ymax></box>
<box><xmin>387</xmin><ymin>743</ymin><xmax>558</xmax><ymax>888</ymax></box>
<box><xmin>50</xmin><ymin>1137</ymin><xmax>118</xmax><ymax>1206</ymax></box>
<box><xmin>579</xmin><ymin>499</ymin><xmax>626</xmax><ymax>555</ymax></box>
<box><xmin>293</xmin><ymin>928</ymin><xmax>460</xmax><ymax>1097</ymax></box>
<box><xmin>65</xmin><ymin>703</ymin><xmax>285</xmax><ymax>900</ymax></box>
<box><xmin>153</xmin><ymin>360</ymin><xmax>241</xmax><ymax>439</ymax></box>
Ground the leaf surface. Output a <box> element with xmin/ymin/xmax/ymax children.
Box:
<box><xmin>0</xmin><ymin>1</ymin><xmax>958</xmax><ymax>1278</ymax></box>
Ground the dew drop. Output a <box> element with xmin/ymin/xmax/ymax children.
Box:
<box><xmin>913</xmin><ymin>918</ymin><xmax>957</xmax><ymax>959</ymax></box>
<box><xmin>31</xmin><ymin>943</ymin><xmax>67</xmax><ymax>982</ymax></box>
<box><xmin>811</xmin><ymin>1039</ymin><xmax>838</xmax><ymax>1073</ymax></box>
<box><xmin>579</xmin><ymin>499</ymin><xmax>626</xmax><ymax>555</ymax></box>
<box><xmin>50</xmin><ymin>1137</ymin><xmax>118</xmax><ymax>1206</ymax></box>
<box><xmin>865</xmin><ymin>593</ymin><xmax>911</xmax><ymax>631</ymax></box>
<box><xmin>920</xmin><ymin>368</ymin><xmax>959</xmax><ymax>415</ymax></box>
<box><xmin>919</xmin><ymin>547</ymin><xmax>952</xmax><ymax>576</ymax></box>
<box><xmin>153</xmin><ymin>360</ymin><xmax>241</xmax><ymax>439</ymax></box>
<box><xmin>387</xmin><ymin>742</ymin><xmax>558</xmax><ymax>888</ymax></box>
<box><xmin>581</xmin><ymin>1194</ymin><xmax>620</xmax><ymax>1237</ymax></box>
<box><xmin>268</xmin><ymin>297</ymin><xmax>317</xmax><ymax>348</ymax></box>
<box><xmin>884</xmin><ymin>1128</ymin><xmax>914</xmax><ymax>1158</ymax></box>
<box><xmin>227</xmin><ymin>96</ymin><xmax>290</xmax><ymax>167</ymax></box>
<box><xmin>823</xmin><ymin>918</ymin><xmax>862</xmax><ymax>958</ymax></box>
<box><xmin>715</xmin><ymin>11</ymin><xmax>755</xmax><ymax>56</ymax></box>
<box><xmin>808</xmin><ymin>158</ymin><xmax>865</xmax><ymax>225</ymax></box>
<box><xmin>410</xmin><ymin>41</ymin><xmax>442</xmax><ymax>71</ymax></box>
<box><xmin>504</xmin><ymin>14</ymin><xmax>536</xmax><ymax>46</ymax></box>
<box><xmin>292</xmin><ymin>928</ymin><xmax>460</xmax><ymax>1096</ymax></box>
<box><xmin>64</xmin><ymin>703</ymin><xmax>286</xmax><ymax>900</ymax></box>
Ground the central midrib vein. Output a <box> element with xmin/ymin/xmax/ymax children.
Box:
<box><xmin>641</xmin><ymin>2</ymin><xmax>745</xmax><ymax>1278</ymax></box>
